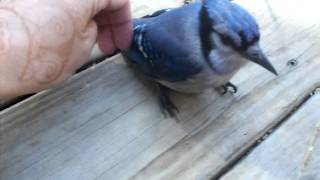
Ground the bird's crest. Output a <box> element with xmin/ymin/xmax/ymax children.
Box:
<box><xmin>202</xmin><ymin>0</ymin><xmax>260</xmax><ymax>50</ymax></box>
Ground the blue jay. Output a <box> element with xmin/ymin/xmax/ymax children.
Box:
<box><xmin>122</xmin><ymin>0</ymin><xmax>277</xmax><ymax>117</ymax></box>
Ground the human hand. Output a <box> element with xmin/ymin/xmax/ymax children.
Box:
<box><xmin>0</xmin><ymin>0</ymin><xmax>132</xmax><ymax>98</ymax></box>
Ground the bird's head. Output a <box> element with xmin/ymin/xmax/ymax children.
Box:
<box><xmin>200</xmin><ymin>0</ymin><xmax>277</xmax><ymax>75</ymax></box>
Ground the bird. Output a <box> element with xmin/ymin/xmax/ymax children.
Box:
<box><xmin>121</xmin><ymin>0</ymin><xmax>278</xmax><ymax>118</ymax></box>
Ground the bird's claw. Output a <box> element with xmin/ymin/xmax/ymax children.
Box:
<box><xmin>159</xmin><ymin>95</ymin><xmax>179</xmax><ymax>119</ymax></box>
<box><xmin>142</xmin><ymin>9</ymin><xmax>172</xmax><ymax>18</ymax></box>
<box><xmin>183</xmin><ymin>0</ymin><xmax>193</xmax><ymax>5</ymax></box>
<box><xmin>220</xmin><ymin>82</ymin><xmax>238</xmax><ymax>94</ymax></box>
<box><xmin>157</xmin><ymin>84</ymin><xmax>179</xmax><ymax>119</ymax></box>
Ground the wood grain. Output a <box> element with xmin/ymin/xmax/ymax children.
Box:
<box><xmin>221</xmin><ymin>93</ymin><xmax>320</xmax><ymax>180</ymax></box>
<box><xmin>1</xmin><ymin>0</ymin><xmax>320</xmax><ymax>180</ymax></box>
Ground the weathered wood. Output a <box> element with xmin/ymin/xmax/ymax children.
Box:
<box><xmin>1</xmin><ymin>0</ymin><xmax>320</xmax><ymax>180</ymax></box>
<box><xmin>221</xmin><ymin>92</ymin><xmax>320</xmax><ymax>180</ymax></box>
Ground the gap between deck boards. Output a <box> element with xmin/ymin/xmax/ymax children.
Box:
<box><xmin>212</xmin><ymin>88</ymin><xmax>320</xmax><ymax>180</ymax></box>
<box><xmin>0</xmin><ymin>51</ymin><xmax>108</xmax><ymax>111</ymax></box>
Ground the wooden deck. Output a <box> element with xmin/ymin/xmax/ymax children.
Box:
<box><xmin>1</xmin><ymin>0</ymin><xmax>320</xmax><ymax>179</ymax></box>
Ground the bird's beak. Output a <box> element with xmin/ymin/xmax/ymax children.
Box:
<box><xmin>244</xmin><ymin>47</ymin><xmax>278</xmax><ymax>76</ymax></box>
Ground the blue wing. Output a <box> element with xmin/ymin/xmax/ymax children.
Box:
<box><xmin>122</xmin><ymin>16</ymin><xmax>203</xmax><ymax>82</ymax></box>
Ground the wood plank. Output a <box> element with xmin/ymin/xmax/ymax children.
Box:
<box><xmin>0</xmin><ymin>0</ymin><xmax>320</xmax><ymax>180</ymax></box>
<box><xmin>221</xmin><ymin>92</ymin><xmax>320</xmax><ymax>180</ymax></box>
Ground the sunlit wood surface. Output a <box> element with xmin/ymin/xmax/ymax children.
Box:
<box><xmin>1</xmin><ymin>0</ymin><xmax>320</xmax><ymax>179</ymax></box>
<box><xmin>222</xmin><ymin>93</ymin><xmax>320</xmax><ymax>180</ymax></box>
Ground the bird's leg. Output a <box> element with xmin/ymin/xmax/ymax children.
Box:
<box><xmin>142</xmin><ymin>9</ymin><xmax>172</xmax><ymax>18</ymax></box>
<box><xmin>219</xmin><ymin>82</ymin><xmax>238</xmax><ymax>94</ymax></box>
<box><xmin>157</xmin><ymin>83</ymin><xmax>179</xmax><ymax>118</ymax></box>
<box><xmin>183</xmin><ymin>0</ymin><xmax>193</xmax><ymax>5</ymax></box>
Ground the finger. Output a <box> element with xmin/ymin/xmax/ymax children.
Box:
<box><xmin>64</xmin><ymin>0</ymin><xmax>130</xmax><ymax>24</ymax></box>
<box><xmin>97</xmin><ymin>25</ymin><xmax>117</xmax><ymax>54</ymax></box>
<box><xmin>95</xmin><ymin>2</ymin><xmax>133</xmax><ymax>52</ymax></box>
<box><xmin>66</xmin><ymin>21</ymin><xmax>98</xmax><ymax>72</ymax></box>
<box><xmin>111</xmin><ymin>20</ymin><xmax>133</xmax><ymax>50</ymax></box>
<box><xmin>95</xmin><ymin>0</ymin><xmax>131</xmax><ymax>26</ymax></box>
<box><xmin>92</xmin><ymin>0</ymin><xmax>131</xmax><ymax>18</ymax></box>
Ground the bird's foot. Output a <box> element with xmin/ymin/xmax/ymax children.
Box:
<box><xmin>157</xmin><ymin>84</ymin><xmax>179</xmax><ymax>119</ymax></box>
<box><xmin>219</xmin><ymin>82</ymin><xmax>238</xmax><ymax>95</ymax></box>
<box><xmin>142</xmin><ymin>9</ymin><xmax>171</xmax><ymax>18</ymax></box>
<box><xmin>183</xmin><ymin>0</ymin><xmax>193</xmax><ymax>5</ymax></box>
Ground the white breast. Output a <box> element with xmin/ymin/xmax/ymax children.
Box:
<box><xmin>159</xmin><ymin>49</ymin><xmax>247</xmax><ymax>94</ymax></box>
